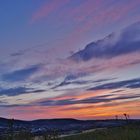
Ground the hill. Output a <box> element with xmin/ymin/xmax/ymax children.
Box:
<box><xmin>0</xmin><ymin>117</ymin><xmax>140</xmax><ymax>136</ymax></box>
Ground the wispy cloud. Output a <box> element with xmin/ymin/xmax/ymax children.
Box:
<box><xmin>30</xmin><ymin>0</ymin><xmax>70</xmax><ymax>23</ymax></box>
<box><xmin>34</xmin><ymin>93</ymin><xmax>140</xmax><ymax>107</ymax></box>
<box><xmin>0</xmin><ymin>87</ymin><xmax>45</xmax><ymax>96</ymax></box>
<box><xmin>1</xmin><ymin>0</ymin><xmax>140</xmax><ymax>120</ymax></box>
<box><xmin>89</xmin><ymin>78</ymin><xmax>140</xmax><ymax>91</ymax></box>
<box><xmin>1</xmin><ymin>64</ymin><xmax>42</xmax><ymax>82</ymax></box>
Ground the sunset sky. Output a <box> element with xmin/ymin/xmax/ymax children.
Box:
<box><xmin>0</xmin><ymin>0</ymin><xmax>140</xmax><ymax>120</ymax></box>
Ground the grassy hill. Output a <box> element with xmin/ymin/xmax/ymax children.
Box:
<box><xmin>59</xmin><ymin>125</ymin><xmax>140</xmax><ymax>140</ymax></box>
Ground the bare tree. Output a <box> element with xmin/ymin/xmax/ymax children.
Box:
<box><xmin>115</xmin><ymin>115</ymin><xmax>119</xmax><ymax>120</ymax></box>
<box><xmin>123</xmin><ymin>113</ymin><xmax>130</xmax><ymax>123</ymax></box>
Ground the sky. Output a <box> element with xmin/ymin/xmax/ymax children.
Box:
<box><xmin>0</xmin><ymin>0</ymin><xmax>140</xmax><ymax>120</ymax></box>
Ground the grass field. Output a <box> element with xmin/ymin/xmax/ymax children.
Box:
<box><xmin>59</xmin><ymin>125</ymin><xmax>140</xmax><ymax>140</ymax></box>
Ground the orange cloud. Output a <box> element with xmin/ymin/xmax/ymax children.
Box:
<box><xmin>5</xmin><ymin>91</ymin><xmax>140</xmax><ymax>120</ymax></box>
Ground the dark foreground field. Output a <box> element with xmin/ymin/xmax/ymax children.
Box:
<box><xmin>59</xmin><ymin>125</ymin><xmax>140</xmax><ymax>140</ymax></box>
<box><xmin>1</xmin><ymin>124</ymin><xmax>140</xmax><ymax>140</ymax></box>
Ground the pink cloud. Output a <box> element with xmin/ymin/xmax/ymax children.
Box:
<box><xmin>4</xmin><ymin>98</ymin><xmax>140</xmax><ymax>120</ymax></box>
<box><xmin>59</xmin><ymin>0</ymin><xmax>103</xmax><ymax>22</ymax></box>
<box><xmin>75</xmin><ymin>0</ymin><xmax>140</xmax><ymax>33</ymax></box>
<box><xmin>30</xmin><ymin>0</ymin><xmax>70</xmax><ymax>24</ymax></box>
<box><xmin>55</xmin><ymin>0</ymin><xmax>140</xmax><ymax>54</ymax></box>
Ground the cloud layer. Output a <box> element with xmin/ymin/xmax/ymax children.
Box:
<box><xmin>0</xmin><ymin>18</ymin><xmax>140</xmax><ymax>119</ymax></box>
<box><xmin>70</xmin><ymin>22</ymin><xmax>140</xmax><ymax>61</ymax></box>
<box><xmin>1</xmin><ymin>64</ymin><xmax>42</xmax><ymax>82</ymax></box>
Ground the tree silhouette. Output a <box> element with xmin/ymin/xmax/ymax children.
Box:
<box><xmin>123</xmin><ymin>113</ymin><xmax>130</xmax><ymax>123</ymax></box>
<box><xmin>115</xmin><ymin>115</ymin><xmax>118</xmax><ymax>120</ymax></box>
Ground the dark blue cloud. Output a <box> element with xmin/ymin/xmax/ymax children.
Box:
<box><xmin>53</xmin><ymin>75</ymin><xmax>115</xmax><ymax>89</ymax></box>
<box><xmin>36</xmin><ymin>94</ymin><xmax>140</xmax><ymax>107</ymax></box>
<box><xmin>70</xmin><ymin>21</ymin><xmax>140</xmax><ymax>61</ymax></box>
<box><xmin>53</xmin><ymin>80</ymin><xmax>89</xmax><ymax>89</ymax></box>
<box><xmin>0</xmin><ymin>104</ymin><xmax>29</xmax><ymax>107</ymax></box>
<box><xmin>52</xmin><ymin>73</ymin><xmax>88</xmax><ymax>89</ymax></box>
<box><xmin>36</xmin><ymin>97</ymin><xmax>110</xmax><ymax>106</ymax></box>
<box><xmin>89</xmin><ymin>78</ymin><xmax>140</xmax><ymax>91</ymax></box>
<box><xmin>111</xmin><ymin>90</ymin><xmax>124</xmax><ymax>93</ymax></box>
<box><xmin>10</xmin><ymin>51</ymin><xmax>24</xmax><ymax>57</ymax></box>
<box><xmin>0</xmin><ymin>87</ymin><xmax>45</xmax><ymax>96</ymax></box>
<box><xmin>1</xmin><ymin>64</ymin><xmax>42</xmax><ymax>82</ymax></box>
<box><xmin>1</xmin><ymin>93</ymin><xmax>139</xmax><ymax>107</ymax></box>
<box><xmin>93</xmin><ymin>78</ymin><xmax>117</xmax><ymax>83</ymax></box>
